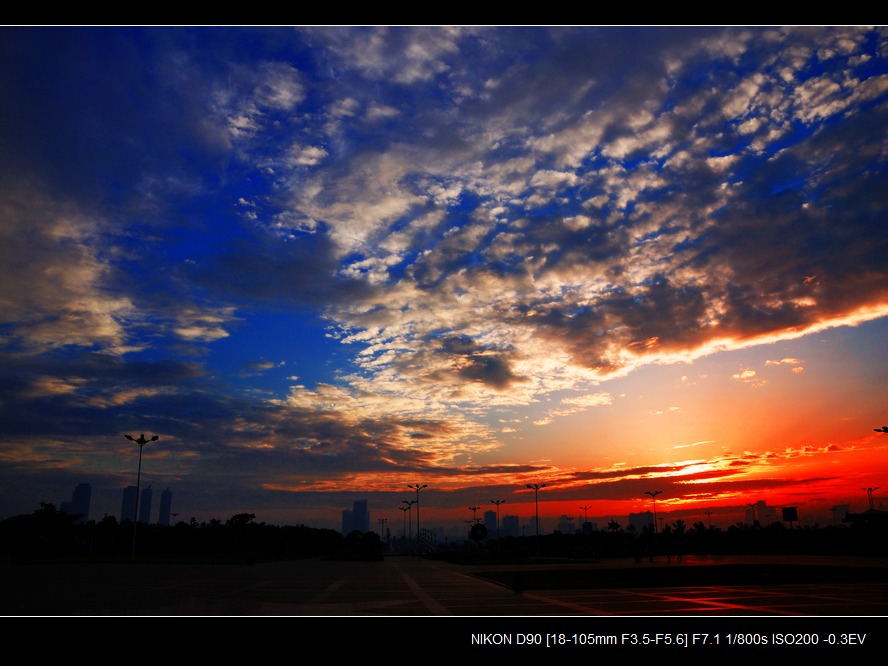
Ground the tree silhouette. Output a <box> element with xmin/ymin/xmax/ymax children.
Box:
<box><xmin>226</xmin><ymin>513</ymin><xmax>258</xmax><ymax>527</ymax></box>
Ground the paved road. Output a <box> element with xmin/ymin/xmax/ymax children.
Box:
<box><xmin>4</xmin><ymin>553</ymin><xmax>888</xmax><ymax>617</ymax></box>
<box><xmin>8</xmin><ymin>553</ymin><xmax>888</xmax><ymax>659</ymax></box>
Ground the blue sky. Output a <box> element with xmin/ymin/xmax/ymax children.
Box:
<box><xmin>1</xmin><ymin>26</ymin><xmax>887</xmax><ymax>533</ymax></box>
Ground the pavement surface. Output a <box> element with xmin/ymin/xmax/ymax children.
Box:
<box><xmin>4</xmin><ymin>552</ymin><xmax>888</xmax><ymax>617</ymax></box>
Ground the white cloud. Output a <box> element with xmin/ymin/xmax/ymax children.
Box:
<box><xmin>365</xmin><ymin>103</ymin><xmax>401</xmax><ymax>122</ymax></box>
<box><xmin>732</xmin><ymin>368</ymin><xmax>767</xmax><ymax>387</ymax></box>
<box><xmin>285</xmin><ymin>144</ymin><xmax>328</xmax><ymax>167</ymax></box>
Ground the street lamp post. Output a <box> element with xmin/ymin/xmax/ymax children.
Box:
<box><xmin>705</xmin><ymin>510</ymin><xmax>712</xmax><ymax>529</ymax></box>
<box><xmin>125</xmin><ymin>433</ymin><xmax>159</xmax><ymax>561</ymax></box>
<box><xmin>407</xmin><ymin>484</ymin><xmax>426</xmax><ymax>544</ymax></box>
<box><xmin>580</xmin><ymin>505</ymin><xmax>591</xmax><ymax>524</ymax></box>
<box><xmin>527</xmin><ymin>483</ymin><xmax>546</xmax><ymax>556</ymax></box>
<box><xmin>830</xmin><ymin>505</ymin><xmax>842</xmax><ymax>527</ymax></box>
<box><xmin>491</xmin><ymin>500</ymin><xmax>505</xmax><ymax>540</ymax></box>
<box><xmin>862</xmin><ymin>487</ymin><xmax>879</xmax><ymax>510</ymax></box>
<box><xmin>401</xmin><ymin>500</ymin><xmax>416</xmax><ymax>541</ymax></box>
<box><xmin>468</xmin><ymin>506</ymin><xmax>480</xmax><ymax>524</ymax></box>
<box><xmin>377</xmin><ymin>517</ymin><xmax>388</xmax><ymax>541</ymax></box>
<box><xmin>398</xmin><ymin>504</ymin><xmax>410</xmax><ymax>539</ymax></box>
<box><xmin>644</xmin><ymin>490</ymin><xmax>661</xmax><ymax>533</ymax></box>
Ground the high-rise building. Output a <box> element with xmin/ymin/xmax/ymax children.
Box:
<box><xmin>352</xmin><ymin>499</ymin><xmax>369</xmax><ymax>533</ymax></box>
<box><xmin>628</xmin><ymin>510</ymin><xmax>654</xmax><ymax>533</ymax></box>
<box><xmin>341</xmin><ymin>499</ymin><xmax>370</xmax><ymax>535</ymax></box>
<box><xmin>557</xmin><ymin>514</ymin><xmax>580</xmax><ymax>534</ymax></box>
<box><xmin>582</xmin><ymin>521</ymin><xmax>599</xmax><ymax>533</ymax></box>
<box><xmin>757</xmin><ymin>500</ymin><xmax>777</xmax><ymax>525</ymax></box>
<box><xmin>121</xmin><ymin>486</ymin><xmax>137</xmax><ymax>523</ymax></box>
<box><xmin>139</xmin><ymin>485</ymin><xmax>153</xmax><ymax>524</ymax></box>
<box><xmin>158</xmin><ymin>488</ymin><xmax>172</xmax><ymax>526</ymax></box>
<box><xmin>61</xmin><ymin>483</ymin><xmax>91</xmax><ymax>524</ymax></box>
<box><xmin>745</xmin><ymin>500</ymin><xmax>778</xmax><ymax>526</ymax></box>
<box><xmin>72</xmin><ymin>483</ymin><xmax>91</xmax><ymax>522</ymax></box>
<box><xmin>483</xmin><ymin>509</ymin><xmax>496</xmax><ymax>533</ymax></box>
<box><xmin>501</xmin><ymin>514</ymin><xmax>519</xmax><ymax>538</ymax></box>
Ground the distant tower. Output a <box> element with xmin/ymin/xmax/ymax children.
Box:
<box><xmin>501</xmin><ymin>514</ymin><xmax>519</xmax><ymax>538</ymax></box>
<box><xmin>341</xmin><ymin>499</ymin><xmax>370</xmax><ymax>534</ymax></box>
<box><xmin>139</xmin><ymin>485</ymin><xmax>153</xmax><ymax>524</ymax></box>
<box><xmin>341</xmin><ymin>508</ymin><xmax>354</xmax><ymax>535</ymax></box>
<box><xmin>61</xmin><ymin>483</ymin><xmax>91</xmax><ymax>524</ymax></box>
<box><xmin>71</xmin><ymin>483</ymin><xmax>91</xmax><ymax>523</ymax></box>
<box><xmin>158</xmin><ymin>488</ymin><xmax>172</xmax><ymax>526</ymax></box>
<box><xmin>628</xmin><ymin>511</ymin><xmax>654</xmax><ymax>532</ymax></box>
<box><xmin>121</xmin><ymin>486</ymin><xmax>137</xmax><ymax>523</ymax></box>
<box><xmin>353</xmin><ymin>499</ymin><xmax>369</xmax><ymax>533</ymax></box>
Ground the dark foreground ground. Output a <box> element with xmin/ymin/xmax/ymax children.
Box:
<box><xmin>6</xmin><ymin>553</ymin><xmax>888</xmax><ymax>658</ymax></box>
<box><xmin>4</xmin><ymin>552</ymin><xmax>888</xmax><ymax>616</ymax></box>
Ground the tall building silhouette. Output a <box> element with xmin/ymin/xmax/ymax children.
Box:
<box><xmin>628</xmin><ymin>510</ymin><xmax>654</xmax><ymax>532</ymax></box>
<box><xmin>557</xmin><ymin>514</ymin><xmax>578</xmax><ymax>534</ymax></box>
<box><xmin>341</xmin><ymin>499</ymin><xmax>370</xmax><ymax>535</ymax></box>
<box><xmin>121</xmin><ymin>486</ymin><xmax>137</xmax><ymax>523</ymax></box>
<box><xmin>139</xmin><ymin>485</ymin><xmax>153</xmax><ymax>524</ymax></box>
<box><xmin>501</xmin><ymin>514</ymin><xmax>519</xmax><ymax>537</ymax></box>
<box><xmin>353</xmin><ymin>499</ymin><xmax>369</xmax><ymax>532</ymax></box>
<box><xmin>60</xmin><ymin>483</ymin><xmax>91</xmax><ymax>524</ymax></box>
<box><xmin>746</xmin><ymin>500</ymin><xmax>777</xmax><ymax>526</ymax></box>
<box><xmin>158</xmin><ymin>488</ymin><xmax>172</xmax><ymax>526</ymax></box>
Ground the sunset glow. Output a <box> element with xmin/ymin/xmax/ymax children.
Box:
<box><xmin>1</xmin><ymin>26</ymin><xmax>886</xmax><ymax>537</ymax></box>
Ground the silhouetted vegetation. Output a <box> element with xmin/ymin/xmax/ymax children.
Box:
<box><xmin>0</xmin><ymin>503</ymin><xmax>346</xmax><ymax>563</ymax></box>
<box><xmin>2</xmin><ymin>503</ymin><xmax>886</xmax><ymax>565</ymax></box>
<box><xmin>326</xmin><ymin>530</ymin><xmax>385</xmax><ymax>561</ymax></box>
<box><xmin>429</xmin><ymin>516</ymin><xmax>888</xmax><ymax>564</ymax></box>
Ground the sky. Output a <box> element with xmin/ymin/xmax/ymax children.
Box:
<box><xmin>1</xmin><ymin>25</ymin><xmax>887</xmax><ymax>536</ymax></box>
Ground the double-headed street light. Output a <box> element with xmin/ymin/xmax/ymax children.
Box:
<box><xmin>398</xmin><ymin>504</ymin><xmax>411</xmax><ymax>539</ymax></box>
<box><xmin>401</xmin><ymin>500</ymin><xmax>416</xmax><ymax>540</ymax></box>
<box><xmin>644</xmin><ymin>490</ymin><xmax>662</xmax><ymax>533</ymax></box>
<box><xmin>468</xmin><ymin>506</ymin><xmax>480</xmax><ymax>524</ymax></box>
<box><xmin>862</xmin><ymin>487</ymin><xmax>879</xmax><ymax>510</ymax></box>
<box><xmin>407</xmin><ymin>484</ymin><xmax>427</xmax><ymax>543</ymax></box>
<box><xmin>491</xmin><ymin>499</ymin><xmax>505</xmax><ymax>540</ymax></box>
<box><xmin>830</xmin><ymin>505</ymin><xmax>842</xmax><ymax>527</ymax></box>
<box><xmin>527</xmin><ymin>483</ymin><xmax>546</xmax><ymax>555</ymax></box>
<box><xmin>125</xmin><ymin>433</ymin><xmax>159</xmax><ymax>560</ymax></box>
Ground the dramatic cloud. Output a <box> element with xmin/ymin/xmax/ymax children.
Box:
<box><xmin>1</xmin><ymin>26</ymin><xmax>886</xmax><ymax>529</ymax></box>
